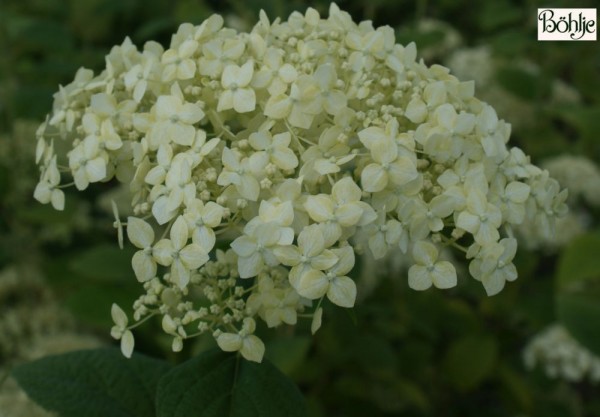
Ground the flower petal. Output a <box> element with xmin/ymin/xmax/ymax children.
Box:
<box><xmin>127</xmin><ymin>217</ymin><xmax>155</xmax><ymax>248</ymax></box>
<box><xmin>327</xmin><ymin>276</ymin><xmax>356</xmax><ymax>308</ymax></box>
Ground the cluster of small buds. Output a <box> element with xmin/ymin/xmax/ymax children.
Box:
<box><xmin>523</xmin><ymin>324</ymin><xmax>600</xmax><ymax>383</ymax></box>
<box><xmin>34</xmin><ymin>4</ymin><xmax>566</xmax><ymax>362</ymax></box>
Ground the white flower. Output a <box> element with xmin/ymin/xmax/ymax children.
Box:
<box><xmin>183</xmin><ymin>199</ymin><xmax>223</xmax><ymax>251</ymax></box>
<box><xmin>304</xmin><ymin>177</ymin><xmax>368</xmax><ymax>245</ymax></box>
<box><xmin>68</xmin><ymin>136</ymin><xmax>108</xmax><ymax>191</ymax></box>
<box><xmin>359</xmin><ymin>119</ymin><xmax>418</xmax><ymax>192</ymax></box>
<box><xmin>408</xmin><ymin>241</ymin><xmax>457</xmax><ymax>290</ymax></box>
<box><xmin>264</xmin><ymin>75</ymin><xmax>322</xmax><ymax>128</ymax></box>
<box><xmin>296</xmin><ymin>246</ymin><xmax>357</xmax><ymax>307</ymax></box>
<box><xmin>161</xmin><ymin>39</ymin><xmax>198</xmax><ymax>82</ymax></box>
<box><xmin>186</xmin><ymin>130</ymin><xmax>220</xmax><ymax>165</ymax></box>
<box><xmin>127</xmin><ymin>217</ymin><xmax>157</xmax><ymax>282</ymax></box>
<box><xmin>33</xmin><ymin>156</ymin><xmax>65</xmax><ymax>211</ymax></box>
<box><xmin>151</xmin><ymin>155</ymin><xmax>196</xmax><ymax>225</ymax></box>
<box><xmin>301</xmin><ymin>126</ymin><xmax>355</xmax><ymax>177</ymax></box>
<box><xmin>246</xmin><ymin>275</ymin><xmax>300</xmax><ymax>327</ymax></box>
<box><xmin>274</xmin><ymin>224</ymin><xmax>338</xmax><ymax>288</ymax></box>
<box><xmin>217</xmin><ymin>147</ymin><xmax>267</xmax><ymax>201</ymax></box>
<box><xmin>198</xmin><ymin>37</ymin><xmax>245</xmax><ymax>77</ymax></box>
<box><xmin>149</xmin><ymin>94</ymin><xmax>204</xmax><ymax>148</ymax></box>
<box><xmin>81</xmin><ymin>113</ymin><xmax>123</xmax><ymax>151</ymax></box>
<box><xmin>217</xmin><ymin>61</ymin><xmax>256</xmax><ymax>113</ymax></box>
<box><xmin>365</xmin><ymin>212</ymin><xmax>404</xmax><ymax>259</ymax></box>
<box><xmin>313</xmin><ymin>64</ymin><xmax>347</xmax><ymax>115</ymax></box>
<box><xmin>111</xmin><ymin>303</ymin><xmax>134</xmax><ymax>358</ymax></box>
<box><xmin>404</xmin><ymin>81</ymin><xmax>447</xmax><ymax>123</ymax></box>
<box><xmin>124</xmin><ymin>51</ymin><xmax>158</xmax><ymax>102</ymax></box>
<box><xmin>249</xmin><ymin>130</ymin><xmax>298</xmax><ymax>171</ymax></box>
<box><xmin>231</xmin><ymin>221</ymin><xmax>293</xmax><ymax>278</ymax></box>
<box><xmin>144</xmin><ymin>144</ymin><xmax>173</xmax><ymax>186</ymax></box>
<box><xmin>253</xmin><ymin>47</ymin><xmax>298</xmax><ymax>95</ymax></box>
<box><xmin>490</xmin><ymin>177</ymin><xmax>530</xmax><ymax>225</ymax></box>
<box><xmin>456</xmin><ymin>190</ymin><xmax>502</xmax><ymax>245</ymax></box>
<box><xmin>153</xmin><ymin>216</ymin><xmax>209</xmax><ymax>288</ymax></box>
<box><xmin>469</xmin><ymin>238</ymin><xmax>518</xmax><ymax>296</ymax></box>
<box><xmin>216</xmin><ymin>318</ymin><xmax>265</xmax><ymax>362</ymax></box>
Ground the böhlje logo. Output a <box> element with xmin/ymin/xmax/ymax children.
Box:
<box><xmin>537</xmin><ymin>8</ymin><xmax>596</xmax><ymax>41</ymax></box>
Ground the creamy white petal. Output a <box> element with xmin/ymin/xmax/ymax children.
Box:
<box><xmin>240</xmin><ymin>335</ymin><xmax>265</xmax><ymax>363</ymax></box>
<box><xmin>132</xmin><ymin>251</ymin><xmax>156</xmax><ymax>282</ymax></box>
<box><xmin>217</xmin><ymin>333</ymin><xmax>243</xmax><ymax>352</ymax></box>
<box><xmin>127</xmin><ymin>217</ymin><xmax>155</xmax><ymax>248</ymax></box>
<box><xmin>296</xmin><ymin>269</ymin><xmax>328</xmax><ymax>299</ymax></box>
<box><xmin>327</xmin><ymin>276</ymin><xmax>356</xmax><ymax>308</ymax></box>
<box><xmin>180</xmin><ymin>244</ymin><xmax>209</xmax><ymax>269</ymax></box>
<box><xmin>311</xmin><ymin>307</ymin><xmax>323</xmax><ymax>335</ymax></box>
<box><xmin>408</xmin><ymin>265</ymin><xmax>432</xmax><ymax>291</ymax></box>
<box><xmin>121</xmin><ymin>330</ymin><xmax>135</xmax><ymax>358</ymax></box>
<box><xmin>361</xmin><ymin>164</ymin><xmax>387</xmax><ymax>192</ymax></box>
<box><xmin>111</xmin><ymin>303</ymin><xmax>128</xmax><ymax>329</ymax></box>
<box><xmin>432</xmin><ymin>261</ymin><xmax>457</xmax><ymax>289</ymax></box>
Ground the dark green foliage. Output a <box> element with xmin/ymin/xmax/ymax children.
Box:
<box><xmin>156</xmin><ymin>349</ymin><xmax>306</xmax><ymax>417</ymax></box>
<box><xmin>12</xmin><ymin>348</ymin><xmax>172</xmax><ymax>417</ymax></box>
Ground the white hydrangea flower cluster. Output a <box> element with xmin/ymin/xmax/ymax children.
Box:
<box><xmin>523</xmin><ymin>324</ymin><xmax>600</xmax><ymax>383</ymax></box>
<box><xmin>33</xmin><ymin>4</ymin><xmax>566</xmax><ymax>362</ymax></box>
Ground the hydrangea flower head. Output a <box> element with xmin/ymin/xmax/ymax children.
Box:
<box><xmin>33</xmin><ymin>4</ymin><xmax>567</xmax><ymax>362</ymax></box>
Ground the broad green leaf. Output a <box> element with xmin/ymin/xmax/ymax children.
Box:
<box><xmin>156</xmin><ymin>349</ymin><xmax>306</xmax><ymax>417</ymax></box>
<box><xmin>70</xmin><ymin>244</ymin><xmax>137</xmax><ymax>282</ymax></box>
<box><xmin>442</xmin><ymin>335</ymin><xmax>498</xmax><ymax>391</ymax></box>
<box><xmin>12</xmin><ymin>348</ymin><xmax>172</xmax><ymax>417</ymax></box>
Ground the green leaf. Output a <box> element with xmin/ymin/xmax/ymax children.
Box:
<box><xmin>12</xmin><ymin>348</ymin><xmax>172</xmax><ymax>417</ymax></box>
<box><xmin>70</xmin><ymin>244</ymin><xmax>136</xmax><ymax>282</ymax></box>
<box><xmin>156</xmin><ymin>349</ymin><xmax>306</xmax><ymax>417</ymax></box>
<box><xmin>442</xmin><ymin>335</ymin><xmax>498</xmax><ymax>391</ymax></box>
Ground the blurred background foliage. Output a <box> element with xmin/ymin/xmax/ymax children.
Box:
<box><xmin>0</xmin><ymin>0</ymin><xmax>599</xmax><ymax>416</ymax></box>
